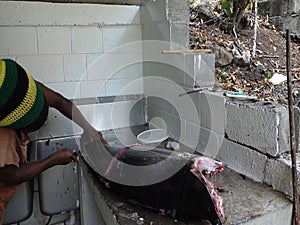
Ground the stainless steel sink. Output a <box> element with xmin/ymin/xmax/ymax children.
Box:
<box><xmin>3</xmin><ymin>182</ymin><xmax>33</xmax><ymax>225</ymax></box>
<box><xmin>33</xmin><ymin>136</ymin><xmax>80</xmax><ymax>215</ymax></box>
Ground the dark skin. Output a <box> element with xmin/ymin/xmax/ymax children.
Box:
<box><xmin>39</xmin><ymin>82</ymin><xmax>107</xmax><ymax>145</ymax></box>
<box><xmin>0</xmin><ymin>82</ymin><xmax>107</xmax><ymax>187</ymax></box>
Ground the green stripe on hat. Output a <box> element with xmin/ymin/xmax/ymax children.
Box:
<box><xmin>0</xmin><ymin>59</ymin><xmax>47</xmax><ymax>130</ymax></box>
<box><xmin>0</xmin><ymin>59</ymin><xmax>18</xmax><ymax>107</ymax></box>
<box><xmin>7</xmin><ymin>82</ymin><xmax>46</xmax><ymax>129</ymax></box>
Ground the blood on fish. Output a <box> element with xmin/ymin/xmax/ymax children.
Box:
<box><xmin>191</xmin><ymin>156</ymin><xmax>225</xmax><ymax>220</ymax></box>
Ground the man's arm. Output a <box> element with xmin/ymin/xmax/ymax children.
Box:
<box><xmin>0</xmin><ymin>149</ymin><xmax>77</xmax><ymax>186</ymax></box>
<box><xmin>38</xmin><ymin>82</ymin><xmax>107</xmax><ymax>144</ymax></box>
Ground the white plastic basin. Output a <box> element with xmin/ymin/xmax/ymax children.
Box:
<box><xmin>137</xmin><ymin>129</ymin><xmax>168</xmax><ymax>145</ymax></box>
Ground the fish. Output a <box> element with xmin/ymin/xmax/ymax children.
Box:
<box><xmin>80</xmin><ymin>139</ymin><xmax>224</xmax><ymax>225</ymax></box>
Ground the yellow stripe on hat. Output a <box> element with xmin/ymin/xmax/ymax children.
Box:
<box><xmin>0</xmin><ymin>61</ymin><xmax>5</xmax><ymax>89</ymax></box>
<box><xmin>0</xmin><ymin>72</ymin><xmax>37</xmax><ymax>127</ymax></box>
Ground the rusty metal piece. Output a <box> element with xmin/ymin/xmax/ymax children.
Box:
<box><xmin>286</xmin><ymin>29</ymin><xmax>299</xmax><ymax>225</ymax></box>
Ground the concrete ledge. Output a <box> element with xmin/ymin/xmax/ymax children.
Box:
<box><xmin>217</xmin><ymin>139</ymin><xmax>267</xmax><ymax>183</ymax></box>
<box><xmin>225</xmin><ymin>101</ymin><xmax>290</xmax><ymax>157</ymax></box>
<box><xmin>217</xmin><ymin>138</ymin><xmax>300</xmax><ymax>199</ymax></box>
<box><xmin>264</xmin><ymin>152</ymin><xmax>300</xmax><ymax>198</ymax></box>
<box><xmin>219</xmin><ymin>169</ymin><xmax>292</xmax><ymax>225</ymax></box>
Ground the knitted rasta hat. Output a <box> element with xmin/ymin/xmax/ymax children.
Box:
<box><xmin>0</xmin><ymin>59</ymin><xmax>48</xmax><ymax>130</ymax></box>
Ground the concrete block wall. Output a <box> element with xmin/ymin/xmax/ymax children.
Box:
<box><xmin>258</xmin><ymin>0</ymin><xmax>300</xmax><ymax>35</ymax></box>
<box><xmin>226</xmin><ymin>101</ymin><xmax>290</xmax><ymax>157</ymax></box>
<box><xmin>141</xmin><ymin>0</ymin><xmax>189</xmax><ymax>49</ymax></box>
<box><xmin>143</xmin><ymin>50</ymin><xmax>219</xmax><ymax>156</ymax></box>
<box><xmin>0</xmin><ymin>1</ymin><xmax>145</xmax><ymax>138</ymax></box>
<box><xmin>217</xmin><ymin>99</ymin><xmax>300</xmax><ymax>197</ymax></box>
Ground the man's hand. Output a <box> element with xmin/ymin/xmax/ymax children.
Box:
<box><xmin>49</xmin><ymin>149</ymin><xmax>78</xmax><ymax>165</ymax></box>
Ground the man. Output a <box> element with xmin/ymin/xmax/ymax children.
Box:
<box><xmin>0</xmin><ymin>58</ymin><xmax>107</xmax><ymax>224</ymax></box>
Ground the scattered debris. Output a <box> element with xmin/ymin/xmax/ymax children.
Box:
<box><xmin>189</xmin><ymin>1</ymin><xmax>300</xmax><ymax>104</ymax></box>
<box><xmin>269</xmin><ymin>73</ymin><xmax>287</xmax><ymax>85</ymax></box>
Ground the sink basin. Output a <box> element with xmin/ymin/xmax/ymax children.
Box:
<box><xmin>3</xmin><ymin>182</ymin><xmax>33</xmax><ymax>225</ymax></box>
<box><xmin>34</xmin><ymin>136</ymin><xmax>80</xmax><ymax>215</ymax></box>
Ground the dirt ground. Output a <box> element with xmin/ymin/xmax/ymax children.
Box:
<box><xmin>189</xmin><ymin>6</ymin><xmax>300</xmax><ymax>104</ymax></box>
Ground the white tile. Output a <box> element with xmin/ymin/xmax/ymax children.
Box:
<box><xmin>37</xmin><ymin>27</ymin><xmax>71</xmax><ymax>54</ymax></box>
<box><xmin>71</xmin><ymin>27</ymin><xmax>103</xmax><ymax>54</ymax></box>
<box><xmin>0</xmin><ymin>27</ymin><xmax>37</xmax><ymax>55</ymax></box>
<box><xmin>80</xmin><ymin>80</ymin><xmax>106</xmax><ymax>98</ymax></box>
<box><xmin>103</xmin><ymin>26</ymin><xmax>142</xmax><ymax>52</ymax></box>
<box><xmin>0</xmin><ymin>2</ymin><xmax>140</xmax><ymax>26</ymax></box>
<box><xmin>16</xmin><ymin>55</ymin><xmax>64</xmax><ymax>83</ymax></box>
<box><xmin>63</xmin><ymin>55</ymin><xmax>86</xmax><ymax>81</ymax></box>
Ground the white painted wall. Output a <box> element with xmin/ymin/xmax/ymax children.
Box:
<box><xmin>0</xmin><ymin>1</ymin><xmax>145</xmax><ymax>137</ymax></box>
<box><xmin>0</xmin><ymin>1</ymin><xmax>143</xmax><ymax>99</ymax></box>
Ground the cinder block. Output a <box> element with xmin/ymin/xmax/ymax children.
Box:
<box><xmin>264</xmin><ymin>153</ymin><xmax>300</xmax><ymax>198</ymax></box>
<box><xmin>161</xmin><ymin>53</ymin><xmax>185</xmax><ymax>86</ymax></box>
<box><xmin>46</xmin><ymin>82</ymin><xmax>81</xmax><ymax>100</ymax></box>
<box><xmin>217</xmin><ymin>139</ymin><xmax>267</xmax><ymax>182</ymax></box>
<box><xmin>64</xmin><ymin>55</ymin><xmax>86</xmax><ymax>82</ymax></box>
<box><xmin>108</xmin><ymin>100</ymin><xmax>146</xmax><ymax>129</ymax></box>
<box><xmin>126</xmin><ymin>52</ymin><xmax>143</xmax><ymax>79</ymax></box>
<box><xmin>0</xmin><ymin>27</ymin><xmax>37</xmax><ymax>56</ymax></box>
<box><xmin>71</xmin><ymin>27</ymin><xmax>103</xmax><ymax>54</ymax></box>
<box><xmin>225</xmin><ymin>101</ymin><xmax>290</xmax><ymax>157</ymax></box>
<box><xmin>17</xmin><ymin>55</ymin><xmax>64</xmax><ymax>83</ymax></box>
<box><xmin>185</xmin><ymin>122</ymin><xmax>221</xmax><ymax>157</ymax></box>
<box><xmin>173</xmin><ymin>85</ymin><xmax>201</xmax><ymax>125</ymax></box>
<box><xmin>148</xmin><ymin>21</ymin><xmax>170</xmax><ymax>42</ymax></box>
<box><xmin>166</xmin><ymin>0</ymin><xmax>189</xmax><ymax>24</ymax></box>
<box><xmin>147</xmin><ymin>104</ymin><xmax>165</xmax><ymax>128</ymax></box>
<box><xmin>37</xmin><ymin>27</ymin><xmax>71</xmax><ymax>54</ymax></box>
<box><xmin>140</xmin><ymin>0</ymin><xmax>167</xmax><ymax>24</ymax></box>
<box><xmin>170</xmin><ymin>23</ymin><xmax>189</xmax><ymax>49</ymax></box>
<box><xmin>143</xmin><ymin>61</ymin><xmax>162</xmax><ymax>77</ymax></box>
<box><xmin>80</xmin><ymin>80</ymin><xmax>106</xmax><ymax>98</ymax></box>
<box><xmin>87</xmin><ymin>53</ymin><xmax>127</xmax><ymax>81</ymax></box>
<box><xmin>103</xmin><ymin>26</ymin><xmax>142</xmax><ymax>52</ymax></box>
<box><xmin>144</xmin><ymin>77</ymin><xmax>174</xmax><ymax>113</ymax></box>
<box><xmin>106</xmin><ymin>78</ymin><xmax>143</xmax><ymax>96</ymax></box>
<box><xmin>199</xmin><ymin>91</ymin><xmax>226</xmax><ymax>135</ymax></box>
<box><xmin>0</xmin><ymin>1</ymin><xmax>140</xmax><ymax>26</ymax></box>
<box><xmin>162</xmin><ymin>111</ymin><xmax>183</xmax><ymax>141</ymax></box>
<box><xmin>184</xmin><ymin>53</ymin><xmax>215</xmax><ymax>88</ymax></box>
